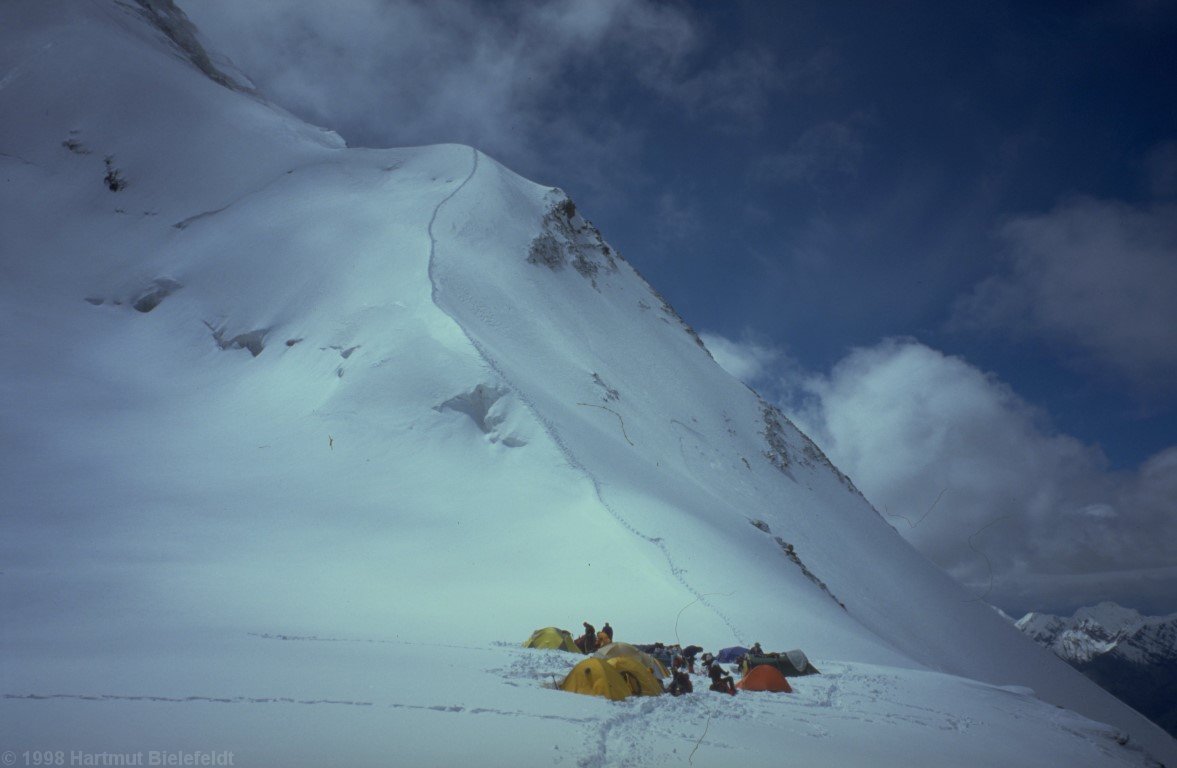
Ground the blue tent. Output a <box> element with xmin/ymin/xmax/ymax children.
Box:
<box><xmin>716</xmin><ymin>646</ymin><xmax>748</xmax><ymax>663</ymax></box>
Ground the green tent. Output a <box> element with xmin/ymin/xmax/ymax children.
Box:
<box><xmin>523</xmin><ymin>626</ymin><xmax>581</xmax><ymax>653</ymax></box>
<box><xmin>740</xmin><ymin>649</ymin><xmax>820</xmax><ymax>677</ymax></box>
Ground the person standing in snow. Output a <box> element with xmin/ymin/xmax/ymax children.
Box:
<box><xmin>601</xmin><ymin>622</ymin><xmax>613</xmax><ymax>642</ymax></box>
<box><xmin>577</xmin><ymin>621</ymin><xmax>597</xmax><ymax>653</ymax></box>
<box><xmin>681</xmin><ymin>645</ymin><xmax>702</xmax><ymax>673</ymax></box>
<box><xmin>596</xmin><ymin>628</ymin><xmax>611</xmax><ymax>649</ymax></box>
<box><xmin>668</xmin><ymin>657</ymin><xmax>693</xmax><ymax>696</ymax></box>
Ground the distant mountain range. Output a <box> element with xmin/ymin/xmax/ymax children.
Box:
<box><xmin>1015</xmin><ymin>603</ymin><xmax>1177</xmax><ymax>738</ymax></box>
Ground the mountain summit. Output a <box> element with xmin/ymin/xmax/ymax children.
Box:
<box><xmin>1017</xmin><ymin>603</ymin><xmax>1177</xmax><ymax>738</ymax></box>
<box><xmin>2</xmin><ymin>1</ymin><xmax>1174</xmax><ymax>765</ymax></box>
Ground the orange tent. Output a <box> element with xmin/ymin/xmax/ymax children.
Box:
<box><xmin>736</xmin><ymin>664</ymin><xmax>793</xmax><ymax>693</ymax></box>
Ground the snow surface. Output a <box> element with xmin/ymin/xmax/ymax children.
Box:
<box><xmin>2</xmin><ymin>1</ymin><xmax>1175</xmax><ymax>765</ymax></box>
<box><xmin>1</xmin><ymin>635</ymin><xmax>1159</xmax><ymax>768</ymax></box>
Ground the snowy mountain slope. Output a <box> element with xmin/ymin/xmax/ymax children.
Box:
<box><xmin>1</xmin><ymin>1</ymin><xmax>1174</xmax><ymax>765</ymax></box>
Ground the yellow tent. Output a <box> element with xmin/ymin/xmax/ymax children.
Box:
<box><xmin>606</xmin><ymin>656</ymin><xmax>664</xmax><ymax>696</ymax></box>
<box><xmin>560</xmin><ymin>657</ymin><xmax>631</xmax><ymax>701</ymax></box>
<box><xmin>592</xmin><ymin>642</ymin><xmax>669</xmax><ymax>679</ymax></box>
<box><xmin>523</xmin><ymin>627</ymin><xmax>580</xmax><ymax>653</ymax></box>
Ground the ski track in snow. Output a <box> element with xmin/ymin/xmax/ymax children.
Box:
<box><xmin>171</xmin><ymin>157</ymin><xmax>345</xmax><ymax>229</ymax></box>
<box><xmin>1</xmin><ymin>692</ymin><xmax>595</xmax><ymax>725</ymax></box>
<box><xmin>0</xmin><ymin>150</ymin><xmax>37</xmax><ymax>166</ymax></box>
<box><xmin>5</xmin><ymin>644</ymin><xmax>597</xmax><ymax>725</ymax></box>
<box><xmin>423</xmin><ymin>147</ymin><xmax>746</xmax><ymax>654</ymax></box>
<box><xmin>419</xmin><ymin>149</ymin><xmax>752</xmax><ymax>766</ymax></box>
<box><xmin>246</xmin><ymin>631</ymin><xmax>490</xmax><ymax>652</ymax></box>
<box><xmin>2</xmin><ymin>625</ymin><xmax>1149</xmax><ymax>765</ymax></box>
<box><xmin>5</xmin><ymin>660</ymin><xmax>1148</xmax><ymax>767</ymax></box>
<box><xmin>3</xmin><ymin>692</ymin><xmax>375</xmax><ymax>707</ymax></box>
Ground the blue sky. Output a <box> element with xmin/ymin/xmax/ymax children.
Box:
<box><xmin>185</xmin><ymin>0</ymin><xmax>1176</xmax><ymax>616</ymax></box>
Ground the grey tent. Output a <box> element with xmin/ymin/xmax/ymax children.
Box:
<box><xmin>741</xmin><ymin>649</ymin><xmax>820</xmax><ymax>676</ymax></box>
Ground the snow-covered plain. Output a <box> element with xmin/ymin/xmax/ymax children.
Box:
<box><xmin>2</xmin><ymin>1</ymin><xmax>1175</xmax><ymax>765</ymax></box>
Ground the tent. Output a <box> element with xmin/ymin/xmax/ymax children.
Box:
<box><xmin>605</xmin><ymin>657</ymin><xmax>664</xmax><ymax>697</ymax></box>
<box><xmin>740</xmin><ymin>649</ymin><xmax>820</xmax><ymax>677</ymax></box>
<box><xmin>560</xmin><ymin>657</ymin><xmax>632</xmax><ymax>701</ymax></box>
<box><xmin>736</xmin><ymin>664</ymin><xmax>793</xmax><ymax>693</ymax></box>
<box><xmin>592</xmin><ymin>642</ymin><xmax>669</xmax><ymax>678</ymax></box>
<box><xmin>781</xmin><ymin>649</ymin><xmax>819</xmax><ymax>675</ymax></box>
<box><xmin>647</xmin><ymin>645</ymin><xmax>675</xmax><ymax>671</ymax></box>
<box><xmin>716</xmin><ymin>646</ymin><xmax>749</xmax><ymax>664</ymax></box>
<box><xmin>523</xmin><ymin>627</ymin><xmax>580</xmax><ymax>653</ymax></box>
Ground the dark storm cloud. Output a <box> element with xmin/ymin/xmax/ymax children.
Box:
<box><xmin>953</xmin><ymin>197</ymin><xmax>1177</xmax><ymax>391</ymax></box>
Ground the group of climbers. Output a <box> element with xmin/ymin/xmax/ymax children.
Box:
<box><xmin>574</xmin><ymin>620</ymin><xmax>613</xmax><ymax>654</ymax></box>
<box><xmin>667</xmin><ymin>649</ymin><xmax>735</xmax><ymax>696</ymax></box>
<box><xmin>526</xmin><ymin>624</ymin><xmax>811</xmax><ymax>701</ymax></box>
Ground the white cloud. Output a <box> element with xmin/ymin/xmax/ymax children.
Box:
<box><xmin>699</xmin><ymin>330</ymin><xmax>1177</xmax><ymax>614</ymax></box>
<box><xmin>789</xmin><ymin>339</ymin><xmax>1177</xmax><ymax>613</ymax></box>
<box><xmin>181</xmin><ymin>0</ymin><xmax>785</xmax><ymax>192</ymax></box>
<box><xmin>952</xmin><ymin>196</ymin><xmax>1177</xmax><ymax>391</ymax></box>
<box><xmin>701</xmin><ymin>332</ymin><xmax>785</xmax><ymax>384</ymax></box>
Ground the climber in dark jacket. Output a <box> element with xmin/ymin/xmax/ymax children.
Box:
<box><xmin>708</xmin><ymin>662</ymin><xmax>737</xmax><ymax>695</ymax></box>
<box><xmin>668</xmin><ymin>655</ymin><xmax>693</xmax><ymax>696</ymax></box>
<box><xmin>577</xmin><ymin>622</ymin><xmax>597</xmax><ymax>653</ymax></box>
<box><xmin>681</xmin><ymin>645</ymin><xmax>703</xmax><ymax>673</ymax></box>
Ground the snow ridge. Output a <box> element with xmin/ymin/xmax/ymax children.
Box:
<box><xmin>423</xmin><ymin>147</ymin><xmax>747</xmax><ymax>646</ymax></box>
<box><xmin>130</xmin><ymin>0</ymin><xmax>253</xmax><ymax>93</ymax></box>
